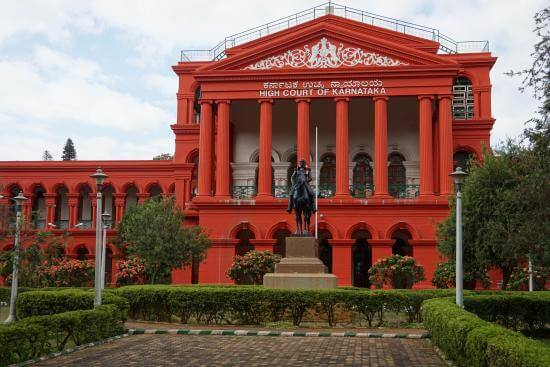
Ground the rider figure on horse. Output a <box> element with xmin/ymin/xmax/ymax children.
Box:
<box><xmin>286</xmin><ymin>159</ymin><xmax>317</xmax><ymax>214</ymax></box>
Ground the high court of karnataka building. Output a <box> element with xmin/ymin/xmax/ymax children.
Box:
<box><xmin>0</xmin><ymin>5</ymin><xmax>498</xmax><ymax>288</ymax></box>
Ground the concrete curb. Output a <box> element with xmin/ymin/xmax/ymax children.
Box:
<box><xmin>12</xmin><ymin>333</ymin><xmax>131</xmax><ymax>367</ymax></box>
<box><xmin>128</xmin><ymin>328</ymin><xmax>429</xmax><ymax>338</ymax></box>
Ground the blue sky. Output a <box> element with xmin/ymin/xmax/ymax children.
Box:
<box><xmin>0</xmin><ymin>0</ymin><xmax>545</xmax><ymax>160</ymax></box>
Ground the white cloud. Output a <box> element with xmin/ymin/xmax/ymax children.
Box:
<box><xmin>0</xmin><ymin>46</ymin><xmax>171</xmax><ymax>132</ymax></box>
<box><xmin>142</xmin><ymin>74</ymin><xmax>177</xmax><ymax>96</ymax></box>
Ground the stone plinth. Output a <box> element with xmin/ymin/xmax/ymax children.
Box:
<box><xmin>263</xmin><ymin>236</ymin><xmax>337</xmax><ymax>289</ymax></box>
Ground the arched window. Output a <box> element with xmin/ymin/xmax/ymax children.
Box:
<box><xmin>54</xmin><ymin>186</ymin><xmax>69</xmax><ymax>229</ymax></box>
<box><xmin>193</xmin><ymin>87</ymin><xmax>201</xmax><ymax>124</ymax></box>
<box><xmin>125</xmin><ymin>185</ymin><xmax>138</xmax><ymax>210</ymax></box>
<box><xmin>102</xmin><ymin>185</ymin><xmax>116</xmax><ymax>226</ymax></box>
<box><xmin>453</xmin><ymin>150</ymin><xmax>475</xmax><ymax>171</ymax></box>
<box><xmin>235</xmin><ymin>229</ymin><xmax>255</xmax><ymax>285</ymax></box>
<box><xmin>352</xmin><ymin>154</ymin><xmax>373</xmax><ymax>198</ymax></box>
<box><xmin>148</xmin><ymin>184</ymin><xmax>163</xmax><ymax>198</ymax></box>
<box><xmin>190</xmin><ymin>154</ymin><xmax>198</xmax><ymax>200</ymax></box>
<box><xmin>319</xmin><ymin>154</ymin><xmax>336</xmax><ymax>197</ymax></box>
<box><xmin>77</xmin><ymin>184</ymin><xmax>93</xmax><ymax>229</ymax></box>
<box><xmin>31</xmin><ymin>186</ymin><xmax>46</xmax><ymax>229</ymax></box>
<box><xmin>452</xmin><ymin>77</ymin><xmax>474</xmax><ymax>120</ymax></box>
<box><xmin>76</xmin><ymin>246</ymin><xmax>89</xmax><ymax>261</ymax></box>
<box><xmin>388</xmin><ymin>153</ymin><xmax>406</xmax><ymax>198</ymax></box>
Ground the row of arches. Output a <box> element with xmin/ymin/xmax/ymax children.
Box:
<box><xmin>2</xmin><ymin>181</ymin><xmax>173</xmax><ymax>229</ymax></box>
<box><xmin>234</xmin><ymin>226</ymin><xmax>414</xmax><ymax>287</ymax></box>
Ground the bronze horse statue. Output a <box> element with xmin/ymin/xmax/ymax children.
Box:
<box><xmin>287</xmin><ymin>159</ymin><xmax>317</xmax><ymax>235</ymax></box>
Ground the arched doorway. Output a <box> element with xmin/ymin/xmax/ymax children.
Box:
<box><xmin>318</xmin><ymin>229</ymin><xmax>332</xmax><ymax>273</ymax></box>
<box><xmin>235</xmin><ymin>228</ymin><xmax>255</xmax><ymax>284</ymax></box>
<box><xmin>392</xmin><ymin>229</ymin><xmax>413</xmax><ymax>257</ymax></box>
<box><xmin>75</xmin><ymin>245</ymin><xmax>89</xmax><ymax>261</ymax></box>
<box><xmin>273</xmin><ymin>228</ymin><xmax>291</xmax><ymax>257</ymax></box>
<box><xmin>235</xmin><ymin>229</ymin><xmax>255</xmax><ymax>256</ymax></box>
<box><xmin>352</xmin><ymin>229</ymin><xmax>372</xmax><ymax>288</ymax></box>
<box><xmin>319</xmin><ymin>154</ymin><xmax>336</xmax><ymax>197</ymax></box>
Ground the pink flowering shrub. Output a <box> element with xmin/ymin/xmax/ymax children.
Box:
<box><xmin>368</xmin><ymin>254</ymin><xmax>425</xmax><ymax>289</ymax></box>
<box><xmin>507</xmin><ymin>265</ymin><xmax>549</xmax><ymax>291</ymax></box>
<box><xmin>38</xmin><ymin>258</ymin><xmax>94</xmax><ymax>287</ymax></box>
<box><xmin>116</xmin><ymin>256</ymin><xmax>146</xmax><ymax>286</ymax></box>
<box><xmin>227</xmin><ymin>250</ymin><xmax>281</xmax><ymax>285</ymax></box>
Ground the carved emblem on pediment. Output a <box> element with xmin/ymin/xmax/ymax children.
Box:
<box><xmin>244</xmin><ymin>37</ymin><xmax>407</xmax><ymax>70</ymax></box>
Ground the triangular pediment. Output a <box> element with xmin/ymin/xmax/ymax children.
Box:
<box><xmin>197</xmin><ymin>15</ymin><xmax>456</xmax><ymax>73</ymax></box>
<box><xmin>243</xmin><ymin>36</ymin><xmax>409</xmax><ymax>70</ymax></box>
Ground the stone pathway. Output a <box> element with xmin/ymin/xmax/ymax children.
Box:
<box><xmin>34</xmin><ymin>334</ymin><xmax>446</xmax><ymax>367</ymax></box>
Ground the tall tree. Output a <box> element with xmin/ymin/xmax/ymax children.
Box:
<box><xmin>42</xmin><ymin>150</ymin><xmax>53</xmax><ymax>161</ymax></box>
<box><xmin>61</xmin><ymin>138</ymin><xmax>77</xmax><ymax>161</ymax></box>
<box><xmin>117</xmin><ymin>196</ymin><xmax>210</xmax><ymax>283</ymax></box>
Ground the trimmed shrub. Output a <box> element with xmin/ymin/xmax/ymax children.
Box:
<box><xmin>16</xmin><ymin>289</ymin><xmax>129</xmax><ymax>321</ymax></box>
<box><xmin>0</xmin><ymin>304</ymin><xmax>124</xmax><ymax>367</ymax></box>
<box><xmin>422</xmin><ymin>297</ymin><xmax>550</xmax><ymax>367</ymax></box>
<box><xmin>227</xmin><ymin>250</ymin><xmax>281</xmax><ymax>285</ymax></box>
<box><xmin>463</xmin><ymin>293</ymin><xmax>550</xmax><ymax>336</ymax></box>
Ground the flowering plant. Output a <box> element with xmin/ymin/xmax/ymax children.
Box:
<box><xmin>432</xmin><ymin>262</ymin><xmax>491</xmax><ymax>289</ymax></box>
<box><xmin>227</xmin><ymin>250</ymin><xmax>281</xmax><ymax>285</ymax></box>
<box><xmin>368</xmin><ymin>254</ymin><xmax>425</xmax><ymax>289</ymax></box>
<box><xmin>37</xmin><ymin>258</ymin><xmax>94</xmax><ymax>287</ymax></box>
<box><xmin>115</xmin><ymin>256</ymin><xmax>146</xmax><ymax>286</ymax></box>
<box><xmin>507</xmin><ymin>265</ymin><xmax>549</xmax><ymax>291</ymax></box>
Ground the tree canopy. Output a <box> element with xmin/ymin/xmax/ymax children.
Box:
<box><xmin>42</xmin><ymin>150</ymin><xmax>53</xmax><ymax>161</ymax></box>
<box><xmin>61</xmin><ymin>138</ymin><xmax>77</xmax><ymax>161</ymax></box>
<box><xmin>117</xmin><ymin>196</ymin><xmax>210</xmax><ymax>283</ymax></box>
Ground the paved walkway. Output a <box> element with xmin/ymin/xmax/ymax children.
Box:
<box><xmin>34</xmin><ymin>334</ymin><xmax>446</xmax><ymax>367</ymax></box>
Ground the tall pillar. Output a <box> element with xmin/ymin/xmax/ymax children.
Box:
<box><xmin>438</xmin><ymin>95</ymin><xmax>454</xmax><ymax>195</ymax></box>
<box><xmin>197</xmin><ymin>100</ymin><xmax>214</xmax><ymax>197</ymax></box>
<box><xmin>68</xmin><ymin>194</ymin><xmax>79</xmax><ymax>228</ymax></box>
<box><xmin>373</xmin><ymin>96</ymin><xmax>390</xmax><ymax>197</ymax></box>
<box><xmin>296</xmin><ymin>98</ymin><xmax>310</xmax><ymax>165</ymax></box>
<box><xmin>331</xmin><ymin>239</ymin><xmax>354</xmax><ymax>286</ymax></box>
<box><xmin>257</xmin><ymin>99</ymin><xmax>273</xmax><ymax>198</ymax></box>
<box><xmin>44</xmin><ymin>194</ymin><xmax>56</xmax><ymax>226</ymax></box>
<box><xmin>215</xmin><ymin>100</ymin><xmax>231</xmax><ymax>198</ymax></box>
<box><xmin>114</xmin><ymin>194</ymin><xmax>126</xmax><ymax>223</ymax></box>
<box><xmin>89</xmin><ymin>194</ymin><xmax>97</xmax><ymax>229</ymax></box>
<box><xmin>335</xmin><ymin>97</ymin><xmax>350</xmax><ymax>198</ymax></box>
<box><xmin>418</xmin><ymin>95</ymin><xmax>434</xmax><ymax>197</ymax></box>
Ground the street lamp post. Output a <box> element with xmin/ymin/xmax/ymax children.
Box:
<box><xmin>450</xmin><ymin>167</ymin><xmax>468</xmax><ymax>308</ymax></box>
<box><xmin>2</xmin><ymin>191</ymin><xmax>28</xmax><ymax>324</ymax></box>
<box><xmin>100</xmin><ymin>212</ymin><xmax>111</xmax><ymax>290</ymax></box>
<box><xmin>91</xmin><ymin>168</ymin><xmax>108</xmax><ymax>307</ymax></box>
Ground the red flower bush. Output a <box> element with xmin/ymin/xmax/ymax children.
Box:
<box><xmin>227</xmin><ymin>250</ymin><xmax>281</xmax><ymax>285</ymax></box>
<box><xmin>116</xmin><ymin>256</ymin><xmax>146</xmax><ymax>286</ymax></box>
<box><xmin>37</xmin><ymin>258</ymin><xmax>94</xmax><ymax>287</ymax></box>
<box><xmin>368</xmin><ymin>254</ymin><xmax>425</xmax><ymax>289</ymax></box>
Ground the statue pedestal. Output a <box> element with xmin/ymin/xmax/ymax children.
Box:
<box><xmin>263</xmin><ymin>236</ymin><xmax>338</xmax><ymax>289</ymax></box>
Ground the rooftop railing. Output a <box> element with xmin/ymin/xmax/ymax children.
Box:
<box><xmin>180</xmin><ymin>2</ymin><xmax>489</xmax><ymax>62</ymax></box>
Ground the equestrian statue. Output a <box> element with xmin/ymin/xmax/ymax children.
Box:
<box><xmin>287</xmin><ymin>159</ymin><xmax>317</xmax><ymax>235</ymax></box>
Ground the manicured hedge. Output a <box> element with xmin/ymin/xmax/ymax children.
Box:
<box><xmin>0</xmin><ymin>304</ymin><xmax>124</xmax><ymax>367</ymax></box>
<box><xmin>114</xmin><ymin>285</ymin><xmax>478</xmax><ymax>326</ymax></box>
<box><xmin>422</xmin><ymin>297</ymin><xmax>550</xmax><ymax>367</ymax></box>
<box><xmin>16</xmin><ymin>289</ymin><xmax>129</xmax><ymax>321</ymax></box>
<box><xmin>463</xmin><ymin>293</ymin><xmax>550</xmax><ymax>336</ymax></box>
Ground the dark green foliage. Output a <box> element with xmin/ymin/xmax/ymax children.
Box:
<box><xmin>16</xmin><ymin>289</ymin><xmax>129</xmax><ymax>321</ymax></box>
<box><xmin>0</xmin><ymin>305</ymin><xmax>124</xmax><ymax>367</ymax></box>
<box><xmin>114</xmin><ymin>285</ymin><xmax>483</xmax><ymax>327</ymax></box>
<box><xmin>61</xmin><ymin>138</ymin><xmax>77</xmax><ymax>161</ymax></box>
<box><xmin>464</xmin><ymin>293</ymin><xmax>550</xmax><ymax>336</ymax></box>
<box><xmin>422</xmin><ymin>296</ymin><xmax>550</xmax><ymax>367</ymax></box>
<box><xmin>117</xmin><ymin>196</ymin><xmax>210</xmax><ymax>283</ymax></box>
<box><xmin>432</xmin><ymin>262</ymin><xmax>491</xmax><ymax>289</ymax></box>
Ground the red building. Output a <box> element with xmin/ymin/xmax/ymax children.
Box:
<box><xmin>0</xmin><ymin>5</ymin><xmax>497</xmax><ymax>288</ymax></box>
